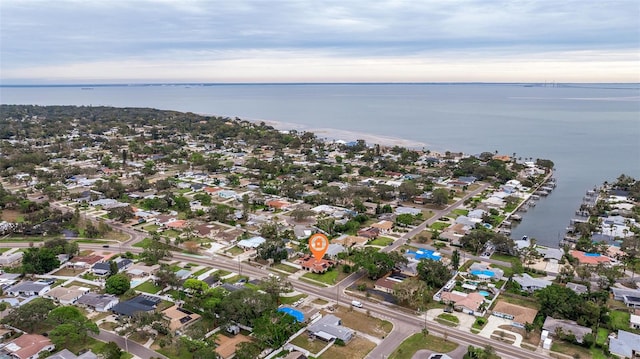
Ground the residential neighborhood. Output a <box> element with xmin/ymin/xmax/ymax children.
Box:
<box><xmin>0</xmin><ymin>105</ymin><xmax>638</xmax><ymax>359</ymax></box>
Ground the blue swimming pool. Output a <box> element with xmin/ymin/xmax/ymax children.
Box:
<box><xmin>584</xmin><ymin>252</ymin><xmax>601</xmax><ymax>257</ymax></box>
<box><xmin>278</xmin><ymin>307</ymin><xmax>304</xmax><ymax>322</ymax></box>
<box><xmin>407</xmin><ymin>250</ymin><xmax>441</xmax><ymax>261</ymax></box>
<box><xmin>479</xmin><ymin>290</ymin><xmax>491</xmax><ymax>297</ymax></box>
<box><xmin>471</xmin><ymin>269</ymin><xmax>495</xmax><ymax>278</ymax></box>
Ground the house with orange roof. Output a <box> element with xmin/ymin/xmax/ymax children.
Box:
<box><xmin>165</xmin><ymin>220</ymin><xmax>187</xmax><ymax>229</ymax></box>
<box><xmin>297</xmin><ymin>255</ymin><xmax>335</xmax><ymax>274</ymax></box>
<box><xmin>440</xmin><ymin>291</ymin><xmax>486</xmax><ymax>315</ymax></box>
<box><xmin>66</xmin><ymin>254</ymin><xmax>104</xmax><ymax>269</ymax></box>
<box><xmin>204</xmin><ymin>186</ymin><xmax>223</xmax><ymax>195</ymax></box>
<box><xmin>266</xmin><ymin>199</ymin><xmax>292</xmax><ymax>211</ymax></box>
<box><xmin>570</xmin><ymin>250</ymin><xmax>615</xmax><ymax>266</ymax></box>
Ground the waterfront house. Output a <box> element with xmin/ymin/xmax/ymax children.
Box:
<box><xmin>570</xmin><ymin>250</ymin><xmax>615</xmax><ymax>266</ymax></box>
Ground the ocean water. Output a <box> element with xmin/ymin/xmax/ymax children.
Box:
<box><xmin>1</xmin><ymin>83</ymin><xmax>639</xmax><ymax>247</ymax></box>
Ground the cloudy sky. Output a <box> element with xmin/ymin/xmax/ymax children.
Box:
<box><xmin>1</xmin><ymin>0</ymin><xmax>638</xmax><ymax>83</ymax></box>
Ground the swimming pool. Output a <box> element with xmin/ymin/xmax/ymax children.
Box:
<box><xmin>479</xmin><ymin>290</ymin><xmax>491</xmax><ymax>297</ymax></box>
<box><xmin>130</xmin><ymin>279</ymin><xmax>145</xmax><ymax>288</ymax></box>
<box><xmin>471</xmin><ymin>269</ymin><xmax>495</xmax><ymax>278</ymax></box>
<box><xmin>407</xmin><ymin>250</ymin><xmax>441</xmax><ymax>261</ymax></box>
<box><xmin>278</xmin><ymin>307</ymin><xmax>304</xmax><ymax>322</ymax></box>
<box><xmin>584</xmin><ymin>252</ymin><xmax>601</xmax><ymax>257</ymax></box>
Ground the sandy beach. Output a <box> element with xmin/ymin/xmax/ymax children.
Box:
<box><xmin>255</xmin><ymin>119</ymin><xmax>430</xmax><ymax>150</ymax></box>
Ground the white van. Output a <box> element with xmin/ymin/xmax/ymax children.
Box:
<box><xmin>351</xmin><ymin>300</ymin><xmax>363</xmax><ymax>308</ymax></box>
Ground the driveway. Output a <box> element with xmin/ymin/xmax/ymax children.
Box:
<box><xmin>478</xmin><ymin>315</ymin><xmax>523</xmax><ymax>347</ymax></box>
<box><xmin>426</xmin><ymin>309</ymin><xmax>477</xmax><ymax>331</ymax></box>
<box><xmin>412</xmin><ymin>344</ymin><xmax>468</xmax><ymax>359</ymax></box>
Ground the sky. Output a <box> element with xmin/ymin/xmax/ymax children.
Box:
<box><xmin>1</xmin><ymin>0</ymin><xmax>639</xmax><ymax>84</ymax></box>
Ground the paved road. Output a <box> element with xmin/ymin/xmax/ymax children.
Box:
<box><xmin>5</xmin><ymin>183</ymin><xmax>549</xmax><ymax>359</ymax></box>
<box><xmin>0</xmin><ymin>241</ymin><xmax>546</xmax><ymax>359</ymax></box>
<box><xmin>91</xmin><ymin>329</ymin><xmax>168</xmax><ymax>359</ymax></box>
<box><xmin>384</xmin><ymin>183</ymin><xmax>491</xmax><ymax>254</ymax></box>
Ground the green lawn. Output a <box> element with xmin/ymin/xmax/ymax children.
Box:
<box><xmin>389</xmin><ymin>333</ymin><xmax>458</xmax><ymax>359</ymax></box>
<box><xmin>436</xmin><ymin>313</ymin><xmax>459</xmax><ymax>327</ymax></box>
<box><xmin>226</xmin><ymin>246</ymin><xmax>244</xmax><ymax>256</ymax></box>
<box><xmin>451</xmin><ymin>209</ymin><xmax>469</xmax><ymax>216</ymax></box>
<box><xmin>143</xmin><ymin>224</ymin><xmax>160</xmax><ymax>232</ymax></box>
<box><xmin>191</xmin><ymin>267</ymin><xmax>211</xmax><ymax>277</ymax></box>
<box><xmin>596</xmin><ymin>328</ymin><xmax>609</xmax><ymax>346</ymax></box>
<box><xmin>279</xmin><ymin>294</ymin><xmax>307</xmax><ymax>305</ymax></box>
<box><xmin>272</xmin><ymin>263</ymin><xmax>300</xmax><ymax>273</ymax></box>
<box><xmin>133</xmin><ymin>238</ymin><xmax>152</xmax><ymax>248</ymax></box>
<box><xmin>368</xmin><ymin>237</ymin><xmax>394</xmax><ymax>246</ymax></box>
<box><xmin>490</xmin><ymin>253</ymin><xmax>521</xmax><ymax>265</ymax></box>
<box><xmin>610</xmin><ymin>310</ymin><xmax>630</xmax><ymax>330</ymax></box>
<box><xmin>134</xmin><ymin>281</ymin><xmax>162</xmax><ymax>294</ymax></box>
<box><xmin>301</xmin><ymin>267</ymin><xmax>348</xmax><ymax>285</ymax></box>
<box><xmin>430</xmin><ymin>222</ymin><xmax>451</xmax><ymax>231</ymax></box>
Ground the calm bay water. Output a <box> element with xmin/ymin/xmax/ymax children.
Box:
<box><xmin>1</xmin><ymin>83</ymin><xmax>639</xmax><ymax>247</ymax></box>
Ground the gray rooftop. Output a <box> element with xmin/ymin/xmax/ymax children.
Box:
<box><xmin>513</xmin><ymin>274</ymin><xmax>552</xmax><ymax>291</ymax></box>
<box><xmin>609</xmin><ymin>330</ymin><xmax>640</xmax><ymax>358</ymax></box>
<box><xmin>77</xmin><ymin>293</ymin><xmax>118</xmax><ymax>308</ymax></box>
<box><xmin>543</xmin><ymin>317</ymin><xmax>592</xmax><ymax>343</ymax></box>
<box><xmin>308</xmin><ymin>314</ymin><xmax>354</xmax><ymax>342</ymax></box>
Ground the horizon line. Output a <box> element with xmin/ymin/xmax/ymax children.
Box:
<box><xmin>2</xmin><ymin>81</ymin><xmax>639</xmax><ymax>87</ymax></box>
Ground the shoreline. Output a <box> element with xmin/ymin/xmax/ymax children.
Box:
<box><xmin>248</xmin><ymin>118</ymin><xmax>431</xmax><ymax>150</ymax></box>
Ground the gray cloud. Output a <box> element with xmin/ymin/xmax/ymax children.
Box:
<box><xmin>1</xmin><ymin>0</ymin><xmax>638</xmax><ymax>82</ymax></box>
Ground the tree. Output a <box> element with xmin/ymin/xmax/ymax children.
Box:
<box><xmin>219</xmin><ymin>289</ymin><xmax>276</xmax><ymax>327</ymax></box>
<box><xmin>431</xmin><ymin>188</ymin><xmax>449</xmax><ymax>206</ymax></box>
<box><xmin>1</xmin><ymin>298</ymin><xmax>56</xmax><ymax>332</ymax></box>
<box><xmin>417</xmin><ymin>259</ymin><xmax>452</xmax><ymax>288</ymax></box>
<box><xmin>47</xmin><ymin>306</ymin><xmax>98</xmax><ymax>349</ymax></box>
<box><xmin>102</xmin><ymin>342</ymin><xmax>123</xmax><ymax>359</ymax></box>
<box><xmin>106</xmin><ymin>273</ymin><xmax>131</xmax><ymax>295</ymax></box>
<box><xmin>253</xmin><ymin>310</ymin><xmax>302</xmax><ymax>348</ymax></box>
<box><xmin>259</xmin><ymin>275</ymin><xmax>293</xmax><ymax>303</ymax></box>
<box><xmin>21</xmin><ymin>247</ymin><xmax>60</xmax><ymax>274</ymax></box>
<box><xmin>108</xmin><ymin>206</ymin><xmax>134</xmax><ymax>223</ymax></box>
<box><xmin>351</xmin><ymin>247</ymin><xmax>407</xmax><ymax>280</ymax></box>
<box><xmin>140</xmin><ymin>234</ymin><xmax>171</xmax><ymax>264</ymax></box>
<box><xmin>451</xmin><ymin>249</ymin><xmax>461</xmax><ymax>270</ymax></box>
